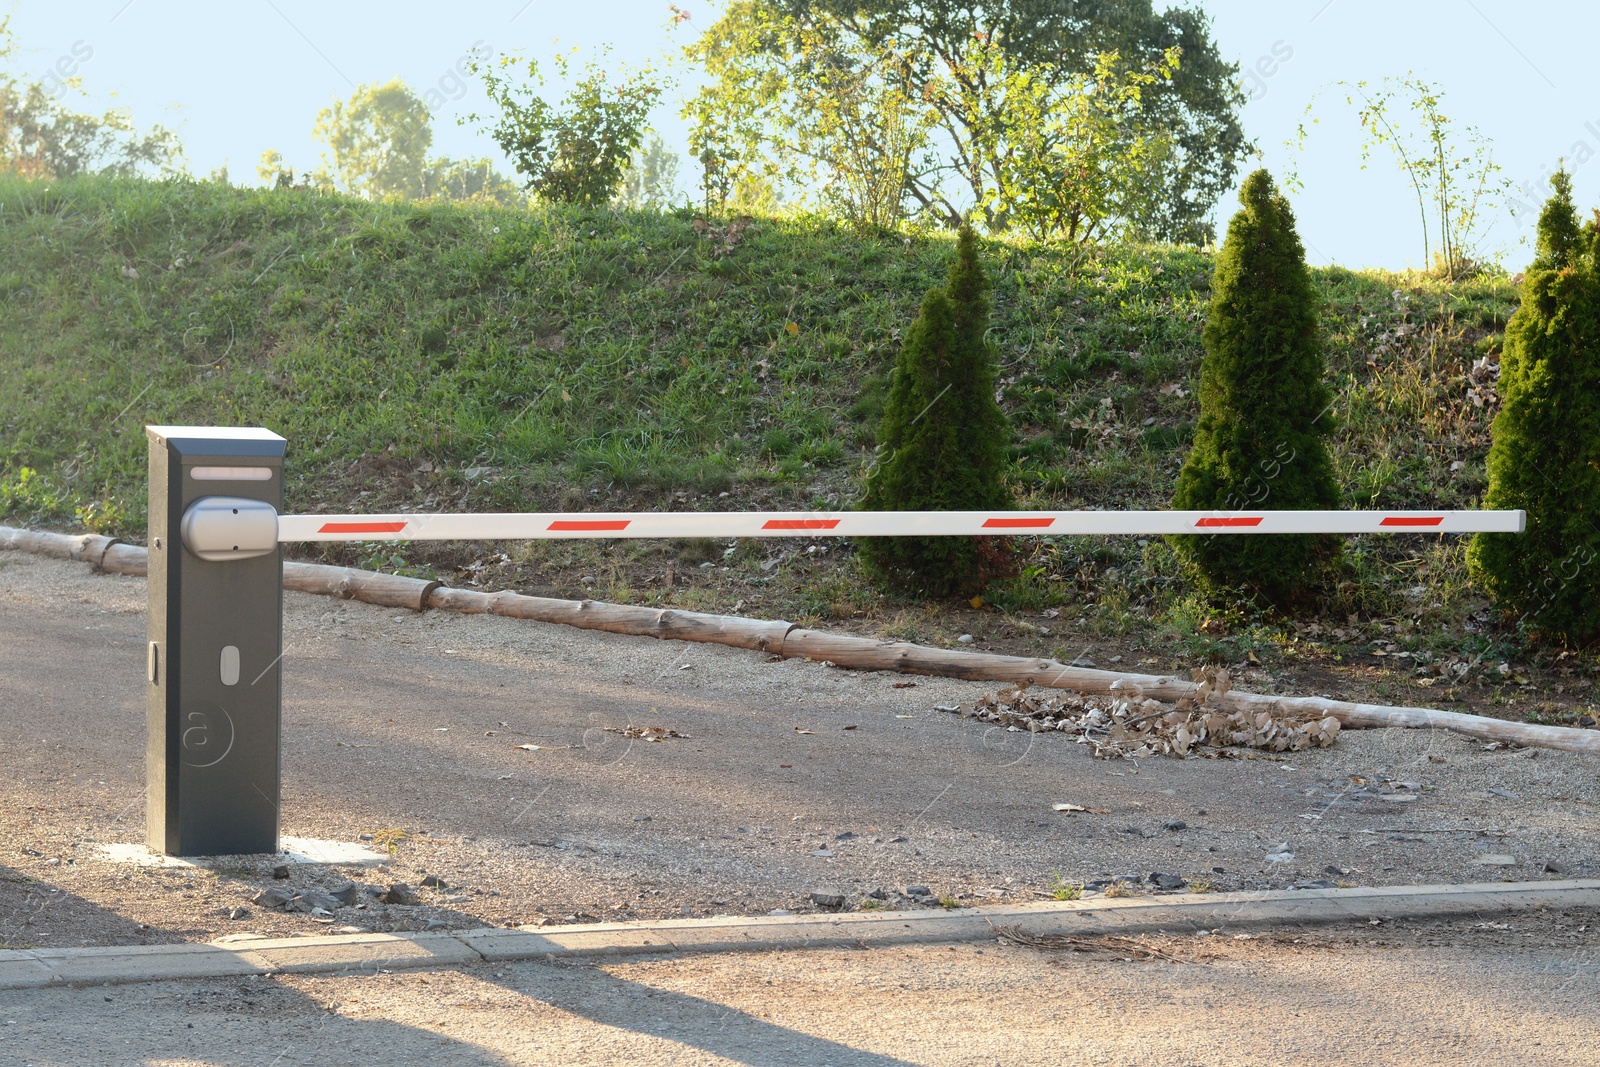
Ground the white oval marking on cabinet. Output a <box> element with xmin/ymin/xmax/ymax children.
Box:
<box><xmin>220</xmin><ymin>645</ymin><xmax>240</xmax><ymax>686</ymax></box>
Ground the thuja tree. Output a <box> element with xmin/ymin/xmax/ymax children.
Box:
<box><xmin>857</xmin><ymin>226</ymin><xmax>1012</xmax><ymax>595</ymax></box>
<box><xmin>1170</xmin><ymin>169</ymin><xmax>1339</xmax><ymax>602</ymax></box>
<box><xmin>1467</xmin><ymin>170</ymin><xmax>1600</xmax><ymax>641</ymax></box>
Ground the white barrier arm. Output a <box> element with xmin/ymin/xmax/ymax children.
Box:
<box><xmin>276</xmin><ymin>509</ymin><xmax>1526</xmax><ymax>542</ymax></box>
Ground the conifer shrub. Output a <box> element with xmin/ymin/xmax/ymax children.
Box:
<box><xmin>857</xmin><ymin>226</ymin><xmax>1013</xmax><ymax>595</ymax></box>
<box><xmin>1467</xmin><ymin>171</ymin><xmax>1600</xmax><ymax>642</ymax></box>
<box><xmin>1169</xmin><ymin>169</ymin><xmax>1339</xmax><ymax>603</ymax></box>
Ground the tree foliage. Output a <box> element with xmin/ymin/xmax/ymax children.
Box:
<box><xmin>0</xmin><ymin>17</ymin><xmax>183</xmax><ymax>180</ymax></box>
<box><xmin>1467</xmin><ymin>171</ymin><xmax>1600</xmax><ymax>642</ymax></box>
<box><xmin>684</xmin><ymin>0</ymin><xmax>1248</xmax><ymax>242</ymax></box>
<box><xmin>312</xmin><ymin>79</ymin><xmax>433</xmax><ymax>200</ymax></box>
<box><xmin>683</xmin><ymin>3</ymin><xmax>936</xmax><ymax>229</ymax></box>
<box><xmin>469</xmin><ymin>47</ymin><xmax>662</xmax><ymax>207</ymax></box>
<box><xmin>1170</xmin><ymin>169</ymin><xmax>1339</xmax><ymax>603</ymax></box>
<box><xmin>858</xmin><ymin>226</ymin><xmax>1013</xmax><ymax>594</ymax></box>
<box><xmin>955</xmin><ymin>39</ymin><xmax>1177</xmax><ymax>242</ymax></box>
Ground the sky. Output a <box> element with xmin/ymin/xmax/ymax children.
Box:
<box><xmin>6</xmin><ymin>0</ymin><xmax>1599</xmax><ymax>271</ymax></box>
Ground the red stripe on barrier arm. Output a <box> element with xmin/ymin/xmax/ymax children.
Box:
<box><xmin>1194</xmin><ymin>517</ymin><xmax>1263</xmax><ymax>528</ymax></box>
<box><xmin>763</xmin><ymin>519</ymin><xmax>841</xmax><ymax>530</ymax></box>
<box><xmin>548</xmin><ymin>519</ymin><xmax>632</xmax><ymax>532</ymax></box>
<box><xmin>318</xmin><ymin>521</ymin><xmax>408</xmax><ymax>534</ymax></box>
<box><xmin>1380</xmin><ymin>516</ymin><xmax>1444</xmax><ymax>527</ymax></box>
<box><xmin>982</xmin><ymin>518</ymin><xmax>1056</xmax><ymax>529</ymax></box>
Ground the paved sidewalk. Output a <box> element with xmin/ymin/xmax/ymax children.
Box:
<box><xmin>6</xmin><ymin>880</ymin><xmax>1598</xmax><ymax>990</ymax></box>
<box><xmin>6</xmin><ymin>924</ymin><xmax>1598</xmax><ymax>1066</ymax></box>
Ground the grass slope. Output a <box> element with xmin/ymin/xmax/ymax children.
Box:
<box><xmin>8</xmin><ymin>174</ymin><xmax>1586</xmax><ymax>728</ymax></box>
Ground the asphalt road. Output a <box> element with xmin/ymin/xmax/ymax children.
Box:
<box><xmin>2</xmin><ymin>549</ymin><xmax>1599</xmax><ymax>1064</ymax></box>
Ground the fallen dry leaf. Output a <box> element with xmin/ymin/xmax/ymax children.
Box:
<box><xmin>604</xmin><ymin>725</ymin><xmax>689</xmax><ymax>741</ymax></box>
<box><xmin>947</xmin><ymin>671</ymin><xmax>1341</xmax><ymax>761</ymax></box>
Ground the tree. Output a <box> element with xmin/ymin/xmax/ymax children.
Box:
<box><xmin>1170</xmin><ymin>170</ymin><xmax>1339</xmax><ymax>603</ymax></box>
<box><xmin>312</xmin><ymin>79</ymin><xmax>432</xmax><ymax>200</ymax></box>
<box><xmin>467</xmin><ymin>47</ymin><xmax>662</xmax><ymax>207</ymax></box>
<box><xmin>1</xmin><ymin>16</ymin><xmax>183</xmax><ymax>179</ymax></box>
<box><xmin>955</xmin><ymin>38</ymin><xmax>1177</xmax><ymax>242</ymax></box>
<box><xmin>1292</xmin><ymin>75</ymin><xmax>1507</xmax><ymax>278</ymax></box>
<box><xmin>858</xmin><ymin>226</ymin><xmax>1013</xmax><ymax>594</ymax></box>
<box><xmin>683</xmin><ymin>4</ymin><xmax>936</xmax><ymax>229</ymax></box>
<box><xmin>1467</xmin><ymin>171</ymin><xmax>1600</xmax><ymax>642</ymax></box>
<box><xmin>616</xmin><ymin>136</ymin><xmax>682</xmax><ymax>210</ymax></box>
<box><xmin>421</xmin><ymin>156</ymin><xmax>521</xmax><ymax>205</ymax></box>
<box><xmin>256</xmin><ymin>149</ymin><xmax>288</xmax><ymax>187</ymax></box>
<box><xmin>686</xmin><ymin>0</ymin><xmax>1249</xmax><ymax>242</ymax></box>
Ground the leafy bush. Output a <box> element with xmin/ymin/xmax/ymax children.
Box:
<box><xmin>857</xmin><ymin>227</ymin><xmax>1012</xmax><ymax>594</ymax></box>
<box><xmin>1467</xmin><ymin>171</ymin><xmax>1600</xmax><ymax>642</ymax></box>
<box><xmin>1169</xmin><ymin>170</ymin><xmax>1339</xmax><ymax>603</ymax></box>
<box><xmin>468</xmin><ymin>47</ymin><xmax>661</xmax><ymax>207</ymax></box>
<box><xmin>0</xmin><ymin>467</ymin><xmax>63</xmax><ymax>522</ymax></box>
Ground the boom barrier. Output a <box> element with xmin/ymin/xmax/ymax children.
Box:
<box><xmin>142</xmin><ymin>426</ymin><xmax>1525</xmax><ymax>857</ymax></box>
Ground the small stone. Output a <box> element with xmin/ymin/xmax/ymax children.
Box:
<box><xmin>1542</xmin><ymin>859</ymin><xmax>1565</xmax><ymax>874</ymax></box>
<box><xmin>46</xmin><ymin>857</ymin><xmax>61</xmax><ymax>866</ymax></box>
<box><xmin>1293</xmin><ymin>880</ymin><xmax>1338</xmax><ymax>890</ymax></box>
<box><xmin>228</xmin><ymin>907</ymin><xmax>250</xmax><ymax>921</ymax></box>
<box><xmin>767</xmin><ymin>908</ymin><xmax>795</xmax><ymax>917</ymax></box>
<box><xmin>809</xmin><ymin>890</ymin><xmax>847</xmax><ymax>909</ymax></box>
<box><xmin>1149</xmin><ymin>873</ymin><xmax>1185</xmax><ymax>890</ymax></box>
<box><xmin>252</xmin><ymin>888</ymin><xmax>295</xmax><ymax>910</ymax></box>
<box><xmin>380</xmin><ymin>883</ymin><xmax>420</xmax><ymax>906</ymax></box>
<box><xmin>271</xmin><ymin>864</ymin><xmax>290</xmax><ymax>879</ymax></box>
<box><xmin>808</xmin><ymin>848</ymin><xmax>836</xmax><ymax>858</ymax></box>
<box><xmin>905</xmin><ymin>885</ymin><xmax>932</xmax><ymax>898</ymax></box>
<box><xmin>328</xmin><ymin>881</ymin><xmax>359</xmax><ymax>906</ymax></box>
<box><xmin>634</xmin><ymin>814</ymin><xmax>652</xmax><ymax>822</ymax></box>
<box><xmin>291</xmin><ymin>892</ymin><xmax>342</xmax><ymax>914</ymax></box>
<box><xmin>358</xmin><ymin>833</ymin><xmax>376</xmax><ymax>842</ymax></box>
<box><xmin>419</xmin><ymin>874</ymin><xmax>448</xmax><ymax>889</ymax></box>
<box><xmin>835</xmin><ymin>831</ymin><xmax>857</xmax><ymax>840</ymax></box>
<box><xmin>1069</xmin><ymin>658</ymin><xmax>1097</xmax><ymax>669</ymax></box>
<box><xmin>1473</xmin><ymin>854</ymin><xmax>1517</xmax><ymax>867</ymax></box>
<box><xmin>423</xmin><ymin>919</ymin><xmax>449</xmax><ymax>931</ymax></box>
<box><xmin>1265</xmin><ymin>851</ymin><xmax>1294</xmax><ymax>864</ymax></box>
<box><xmin>889</xmin><ymin>836</ymin><xmax>909</xmax><ymax>844</ymax></box>
<box><xmin>957</xmin><ymin>634</ymin><xmax>975</xmax><ymax>644</ymax></box>
<box><xmin>867</xmin><ymin>888</ymin><xmax>888</xmax><ymax>900</ymax></box>
<box><xmin>1164</xmin><ymin>820</ymin><xmax>1187</xmax><ymax>831</ymax></box>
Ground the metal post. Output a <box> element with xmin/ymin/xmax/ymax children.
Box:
<box><xmin>145</xmin><ymin>426</ymin><xmax>285</xmax><ymax>856</ymax></box>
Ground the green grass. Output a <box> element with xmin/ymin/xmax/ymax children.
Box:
<box><xmin>0</xmin><ymin>173</ymin><xmax>1544</xmax><ymax>683</ymax></box>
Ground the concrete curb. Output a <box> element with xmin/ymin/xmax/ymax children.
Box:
<box><xmin>3</xmin><ymin>880</ymin><xmax>1596</xmax><ymax>990</ymax></box>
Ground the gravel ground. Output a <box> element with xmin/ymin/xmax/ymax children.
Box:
<box><xmin>2</xmin><ymin>550</ymin><xmax>1598</xmax><ymax>950</ymax></box>
<box><xmin>5</xmin><ymin>914</ymin><xmax>1599</xmax><ymax>1066</ymax></box>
